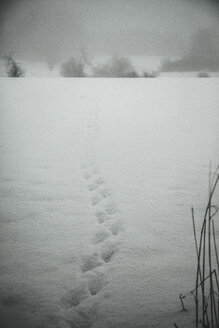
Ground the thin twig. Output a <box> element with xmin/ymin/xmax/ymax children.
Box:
<box><xmin>212</xmin><ymin>220</ymin><xmax>219</xmax><ymax>278</ymax></box>
<box><xmin>179</xmin><ymin>294</ymin><xmax>187</xmax><ymax>311</ymax></box>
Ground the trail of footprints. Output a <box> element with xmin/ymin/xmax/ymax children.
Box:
<box><xmin>62</xmin><ymin>164</ymin><xmax>122</xmax><ymax>308</ymax></box>
<box><xmin>60</xmin><ymin>105</ymin><xmax>123</xmax><ymax>328</ymax></box>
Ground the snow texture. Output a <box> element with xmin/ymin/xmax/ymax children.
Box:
<box><xmin>0</xmin><ymin>78</ymin><xmax>219</xmax><ymax>328</ymax></box>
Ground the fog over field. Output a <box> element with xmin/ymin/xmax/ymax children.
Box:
<box><xmin>0</xmin><ymin>2</ymin><xmax>219</xmax><ymax>328</ymax></box>
<box><xmin>0</xmin><ymin>0</ymin><xmax>219</xmax><ymax>72</ymax></box>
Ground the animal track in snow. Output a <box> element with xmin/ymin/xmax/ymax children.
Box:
<box><xmin>76</xmin><ymin>302</ymin><xmax>98</xmax><ymax>327</ymax></box>
<box><xmin>83</xmin><ymin>171</ymin><xmax>92</xmax><ymax>180</ymax></box>
<box><xmin>92</xmin><ymin>229</ymin><xmax>111</xmax><ymax>244</ymax></box>
<box><xmin>61</xmin><ymin>283</ymin><xmax>90</xmax><ymax>308</ymax></box>
<box><xmin>92</xmin><ymin>167</ymin><xmax>99</xmax><ymax>175</ymax></box>
<box><xmin>91</xmin><ymin>193</ymin><xmax>103</xmax><ymax>206</ymax></box>
<box><xmin>83</xmin><ymin>167</ymin><xmax>99</xmax><ymax>180</ymax></box>
<box><xmin>101</xmin><ymin>241</ymin><xmax>118</xmax><ymax>263</ymax></box>
<box><xmin>94</xmin><ymin>176</ymin><xmax>105</xmax><ymax>186</ymax></box>
<box><xmin>103</xmin><ymin>200</ymin><xmax>118</xmax><ymax>215</ymax></box>
<box><xmin>106</xmin><ymin>219</ymin><xmax>123</xmax><ymax>236</ymax></box>
<box><xmin>86</xmin><ymin>175</ymin><xmax>107</xmax><ymax>194</ymax></box>
<box><xmin>72</xmin><ymin>103</ymin><xmax>123</xmax><ymax>324</ymax></box>
<box><xmin>87</xmin><ymin>182</ymin><xmax>99</xmax><ymax>192</ymax></box>
<box><xmin>65</xmin><ymin>301</ymin><xmax>98</xmax><ymax>328</ymax></box>
<box><xmin>81</xmin><ymin>253</ymin><xmax>103</xmax><ymax>273</ymax></box>
<box><xmin>95</xmin><ymin>210</ymin><xmax>110</xmax><ymax>224</ymax></box>
<box><xmin>98</xmin><ymin>186</ymin><xmax>111</xmax><ymax>199</ymax></box>
<box><xmin>86</xmin><ymin>271</ymin><xmax>108</xmax><ymax>296</ymax></box>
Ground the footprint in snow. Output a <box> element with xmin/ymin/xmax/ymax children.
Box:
<box><xmin>103</xmin><ymin>200</ymin><xmax>118</xmax><ymax>215</ymax></box>
<box><xmin>91</xmin><ymin>193</ymin><xmax>102</xmax><ymax>206</ymax></box>
<box><xmin>95</xmin><ymin>210</ymin><xmax>110</xmax><ymax>224</ymax></box>
<box><xmin>92</xmin><ymin>229</ymin><xmax>111</xmax><ymax>245</ymax></box>
<box><xmin>83</xmin><ymin>167</ymin><xmax>99</xmax><ymax>180</ymax></box>
<box><xmin>83</xmin><ymin>171</ymin><xmax>93</xmax><ymax>180</ymax></box>
<box><xmin>81</xmin><ymin>161</ymin><xmax>95</xmax><ymax>171</ymax></box>
<box><xmin>92</xmin><ymin>167</ymin><xmax>99</xmax><ymax>175</ymax></box>
<box><xmin>62</xmin><ymin>271</ymin><xmax>107</xmax><ymax>309</ymax></box>
<box><xmin>100</xmin><ymin>240</ymin><xmax>118</xmax><ymax>263</ymax></box>
<box><xmin>95</xmin><ymin>176</ymin><xmax>105</xmax><ymax>186</ymax></box>
<box><xmin>98</xmin><ymin>187</ymin><xmax>111</xmax><ymax>199</ymax></box>
<box><xmin>64</xmin><ymin>301</ymin><xmax>99</xmax><ymax>328</ymax></box>
<box><xmin>83</xmin><ymin>163</ymin><xmax>99</xmax><ymax>174</ymax></box>
<box><xmin>87</xmin><ymin>182</ymin><xmax>99</xmax><ymax>192</ymax></box>
<box><xmin>87</xmin><ymin>175</ymin><xmax>106</xmax><ymax>192</ymax></box>
<box><xmin>85</xmin><ymin>271</ymin><xmax>108</xmax><ymax>296</ymax></box>
<box><xmin>106</xmin><ymin>219</ymin><xmax>123</xmax><ymax>236</ymax></box>
<box><xmin>61</xmin><ymin>283</ymin><xmax>90</xmax><ymax>308</ymax></box>
<box><xmin>81</xmin><ymin>253</ymin><xmax>103</xmax><ymax>273</ymax></box>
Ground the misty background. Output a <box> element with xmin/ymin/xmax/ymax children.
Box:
<box><xmin>0</xmin><ymin>0</ymin><xmax>219</xmax><ymax>73</ymax></box>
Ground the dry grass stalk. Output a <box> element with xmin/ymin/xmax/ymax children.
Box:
<box><xmin>178</xmin><ymin>165</ymin><xmax>219</xmax><ymax>328</ymax></box>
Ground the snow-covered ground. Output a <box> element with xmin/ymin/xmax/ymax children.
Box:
<box><xmin>0</xmin><ymin>78</ymin><xmax>219</xmax><ymax>328</ymax></box>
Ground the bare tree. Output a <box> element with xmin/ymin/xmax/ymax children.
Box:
<box><xmin>4</xmin><ymin>56</ymin><xmax>24</xmax><ymax>77</ymax></box>
<box><xmin>60</xmin><ymin>56</ymin><xmax>87</xmax><ymax>77</ymax></box>
<box><xmin>93</xmin><ymin>56</ymin><xmax>138</xmax><ymax>77</ymax></box>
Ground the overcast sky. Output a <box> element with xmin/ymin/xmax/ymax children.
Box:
<box><xmin>0</xmin><ymin>0</ymin><xmax>219</xmax><ymax>65</ymax></box>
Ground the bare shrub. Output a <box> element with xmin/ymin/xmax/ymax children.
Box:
<box><xmin>92</xmin><ymin>56</ymin><xmax>138</xmax><ymax>77</ymax></box>
<box><xmin>143</xmin><ymin>71</ymin><xmax>157</xmax><ymax>78</ymax></box>
<box><xmin>60</xmin><ymin>57</ymin><xmax>87</xmax><ymax>77</ymax></box>
<box><xmin>4</xmin><ymin>56</ymin><xmax>24</xmax><ymax>77</ymax></box>
<box><xmin>198</xmin><ymin>71</ymin><xmax>210</xmax><ymax>78</ymax></box>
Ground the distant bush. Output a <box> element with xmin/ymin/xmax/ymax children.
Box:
<box><xmin>197</xmin><ymin>71</ymin><xmax>210</xmax><ymax>78</ymax></box>
<box><xmin>143</xmin><ymin>71</ymin><xmax>157</xmax><ymax>78</ymax></box>
<box><xmin>4</xmin><ymin>56</ymin><xmax>24</xmax><ymax>77</ymax></box>
<box><xmin>60</xmin><ymin>57</ymin><xmax>87</xmax><ymax>77</ymax></box>
<box><xmin>161</xmin><ymin>55</ymin><xmax>219</xmax><ymax>73</ymax></box>
<box><xmin>92</xmin><ymin>56</ymin><xmax>139</xmax><ymax>77</ymax></box>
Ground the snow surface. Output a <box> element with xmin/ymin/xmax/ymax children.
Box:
<box><xmin>0</xmin><ymin>78</ymin><xmax>219</xmax><ymax>328</ymax></box>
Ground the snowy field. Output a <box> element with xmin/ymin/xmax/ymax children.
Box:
<box><xmin>0</xmin><ymin>78</ymin><xmax>219</xmax><ymax>328</ymax></box>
